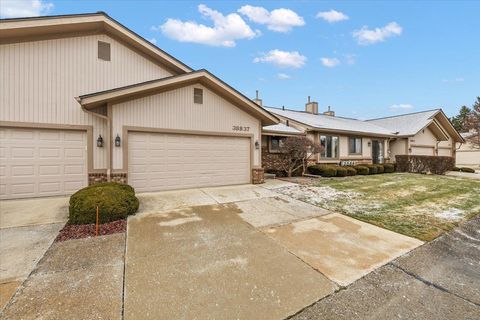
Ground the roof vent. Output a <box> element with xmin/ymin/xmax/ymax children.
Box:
<box><xmin>323</xmin><ymin>106</ymin><xmax>335</xmax><ymax>117</ymax></box>
<box><xmin>282</xmin><ymin>105</ymin><xmax>285</xmax><ymax>111</ymax></box>
<box><xmin>253</xmin><ymin>90</ymin><xmax>263</xmax><ymax>107</ymax></box>
<box><xmin>305</xmin><ymin>96</ymin><xmax>318</xmax><ymax>114</ymax></box>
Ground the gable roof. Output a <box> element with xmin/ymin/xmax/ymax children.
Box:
<box><xmin>263</xmin><ymin>123</ymin><xmax>304</xmax><ymax>136</ymax></box>
<box><xmin>0</xmin><ymin>12</ymin><xmax>191</xmax><ymax>74</ymax></box>
<box><xmin>264</xmin><ymin>107</ymin><xmax>396</xmax><ymax>137</ymax></box>
<box><xmin>76</xmin><ymin>69</ymin><xmax>279</xmax><ymax>125</ymax></box>
<box><xmin>367</xmin><ymin>109</ymin><xmax>440</xmax><ymax>136</ymax></box>
<box><xmin>368</xmin><ymin>109</ymin><xmax>464</xmax><ymax>142</ymax></box>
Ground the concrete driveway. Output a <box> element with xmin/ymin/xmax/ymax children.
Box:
<box><xmin>0</xmin><ymin>197</ymin><xmax>68</xmax><ymax>311</ymax></box>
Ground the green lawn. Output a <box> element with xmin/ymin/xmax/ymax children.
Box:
<box><xmin>302</xmin><ymin>173</ymin><xmax>479</xmax><ymax>241</ymax></box>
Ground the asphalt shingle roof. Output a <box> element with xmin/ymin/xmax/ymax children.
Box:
<box><xmin>263</xmin><ymin>123</ymin><xmax>303</xmax><ymax>134</ymax></box>
<box><xmin>263</xmin><ymin>107</ymin><xmax>395</xmax><ymax>136</ymax></box>
<box><xmin>367</xmin><ymin>109</ymin><xmax>440</xmax><ymax>136</ymax></box>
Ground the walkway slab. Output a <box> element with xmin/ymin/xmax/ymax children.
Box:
<box><xmin>1</xmin><ymin>234</ymin><xmax>125</xmax><ymax>320</ymax></box>
<box><xmin>125</xmin><ymin>204</ymin><xmax>336</xmax><ymax>320</ymax></box>
<box><xmin>291</xmin><ymin>264</ymin><xmax>480</xmax><ymax>320</ymax></box>
<box><xmin>136</xmin><ymin>188</ymin><xmax>216</xmax><ymax>215</ymax></box>
<box><xmin>0</xmin><ymin>223</ymin><xmax>64</xmax><ymax>283</ymax></box>
<box><xmin>236</xmin><ymin>195</ymin><xmax>332</xmax><ymax>228</ymax></box>
<box><xmin>201</xmin><ymin>184</ymin><xmax>276</xmax><ymax>204</ymax></box>
<box><xmin>263</xmin><ymin>213</ymin><xmax>423</xmax><ymax>286</ymax></box>
<box><xmin>0</xmin><ymin>197</ymin><xmax>68</xmax><ymax>229</ymax></box>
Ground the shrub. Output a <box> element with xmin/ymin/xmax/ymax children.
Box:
<box><xmin>344</xmin><ymin>166</ymin><xmax>357</xmax><ymax>176</ymax></box>
<box><xmin>383</xmin><ymin>163</ymin><xmax>395</xmax><ymax>173</ymax></box>
<box><xmin>460</xmin><ymin>167</ymin><xmax>475</xmax><ymax>173</ymax></box>
<box><xmin>451</xmin><ymin>167</ymin><xmax>461</xmax><ymax>171</ymax></box>
<box><xmin>375</xmin><ymin>164</ymin><xmax>385</xmax><ymax>173</ymax></box>
<box><xmin>69</xmin><ymin>183</ymin><xmax>139</xmax><ymax>225</ymax></box>
<box><xmin>335</xmin><ymin>166</ymin><xmax>348</xmax><ymax>177</ymax></box>
<box><xmin>354</xmin><ymin>165</ymin><xmax>369</xmax><ymax>175</ymax></box>
<box><xmin>364</xmin><ymin>165</ymin><xmax>378</xmax><ymax>174</ymax></box>
<box><xmin>308</xmin><ymin>165</ymin><xmax>337</xmax><ymax>177</ymax></box>
<box><xmin>395</xmin><ymin>155</ymin><xmax>455</xmax><ymax>175</ymax></box>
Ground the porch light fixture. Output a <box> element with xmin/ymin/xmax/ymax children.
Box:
<box><xmin>115</xmin><ymin>134</ymin><xmax>121</xmax><ymax>147</ymax></box>
<box><xmin>255</xmin><ymin>140</ymin><xmax>260</xmax><ymax>149</ymax></box>
<box><xmin>368</xmin><ymin>141</ymin><xmax>371</xmax><ymax>147</ymax></box>
<box><xmin>97</xmin><ymin>134</ymin><xmax>104</xmax><ymax>147</ymax></box>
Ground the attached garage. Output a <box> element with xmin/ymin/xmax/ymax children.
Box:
<box><xmin>0</xmin><ymin>127</ymin><xmax>87</xmax><ymax>200</ymax></box>
<box><xmin>128</xmin><ymin>131</ymin><xmax>251</xmax><ymax>192</ymax></box>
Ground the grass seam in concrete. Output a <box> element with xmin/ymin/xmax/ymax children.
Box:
<box><xmin>390</xmin><ymin>263</ymin><xmax>480</xmax><ymax>308</ymax></box>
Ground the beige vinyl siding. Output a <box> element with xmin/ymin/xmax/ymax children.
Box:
<box><xmin>438</xmin><ymin>147</ymin><xmax>452</xmax><ymax>156</ymax></box>
<box><xmin>411</xmin><ymin>146</ymin><xmax>435</xmax><ymax>156</ymax></box>
<box><xmin>389</xmin><ymin>138</ymin><xmax>407</xmax><ymax>161</ymax></box>
<box><xmin>111</xmin><ymin>84</ymin><xmax>261</xmax><ymax>170</ymax></box>
<box><xmin>0</xmin><ymin>33</ymin><xmax>172</xmax><ymax>169</ymax></box>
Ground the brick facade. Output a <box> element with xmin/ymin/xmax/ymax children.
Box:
<box><xmin>252</xmin><ymin>168</ymin><xmax>265</xmax><ymax>184</ymax></box>
<box><xmin>88</xmin><ymin>172</ymin><xmax>128</xmax><ymax>186</ymax></box>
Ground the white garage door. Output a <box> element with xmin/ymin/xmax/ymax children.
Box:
<box><xmin>411</xmin><ymin>146</ymin><xmax>435</xmax><ymax>156</ymax></box>
<box><xmin>0</xmin><ymin>127</ymin><xmax>87</xmax><ymax>200</ymax></box>
<box><xmin>128</xmin><ymin>132</ymin><xmax>251</xmax><ymax>192</ymax></box>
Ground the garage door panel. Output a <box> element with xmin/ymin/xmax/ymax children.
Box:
<box><xmin>0</xmin><ymin>128</ymin><xmax>87</xmax><ymax>199</ymax></box>
<box><xmin>129</xmin><ymin>132</ymin><xmax>250</xmax><ymax>192</ymax></box>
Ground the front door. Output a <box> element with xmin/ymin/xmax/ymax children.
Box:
<box><xmin>372</xmin><ymin>140</ymin><xmax>384</xmax><ymax>164</ymax></box>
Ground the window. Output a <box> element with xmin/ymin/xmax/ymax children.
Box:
<box><xmin>98</xmin><ymin>41</ymin><xmax>111</xmax><ymax>61</ymax></box>
<box><xmin>269</xmin><ymin>136</ymin><xmax>285</xmax><ymax>153</ymax></box>
<box><xmin>320</xmin><ymin>135</ymin><xmax>338</xmax><ymax>158</ymax></box>
<box><xmin>194</xmin><ymin>88</ymin><xmax>203</xmax><ymax>104</ymax></box>
<box><xmin>348</xmin><ymin>137</ymin><xmax>362</xmax><ymax>154</ymax></box>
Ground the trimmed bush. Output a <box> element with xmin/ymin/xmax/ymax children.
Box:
<box><xmin>452</xmin><ymin>167</ymin><xmax>461</xmax><ymax>171</ymax></box>
<box><xmin>395</xmin><ymin>155</ymin><xmax>455</xmax><ymax>175</ymax></box>
<box><xmin>69</xmin><ymin>182</ymin><xmax>139</xmax><ymax>225</ymax></box>
<box><xmin>383</xmin><ymin>163</ymin><xmax>395</xmax><ymax>173</ymax></box>
<box><xmin>354</xmin><ymin>165</ymin><xmax>369</xmax><ymax>175</ymax></box>
<box><xmin>308</xmin><ymin>165</ymin><xmax>337</xmax><ymax>177</ymax></box>
<box><xmin>344</xmin><ymin>166</ymin><xmax>357</xmax><ymax>176</ymax></box>
<box><xmin>364</xmin><ymin>165</ymin><xmax>378</xmax><ymax>174</ymax></box>
<box><xmin>460</xmin><ymin>167</ymin><xmax>475</xmax><ymax>173</ymax></box>
<box><xmin>335</xmin><ymin>166</ymin><xmax>348</xmax><ymax>177</ymax></box>
<box><xmin>375</xmin><ymin>164</ymin><xmax>385</xmax><ymax>174</ymax></box>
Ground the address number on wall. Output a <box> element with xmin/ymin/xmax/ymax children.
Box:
<box><xmin>232</xmin><ymin>126</ymin><xmax>250</xmax><ymax>132</ymax></box>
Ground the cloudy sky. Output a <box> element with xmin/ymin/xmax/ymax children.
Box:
<box><xmin>1</xmin><ymin>0</ymin><xmax>479</xmax><ymax>119</ymax></box>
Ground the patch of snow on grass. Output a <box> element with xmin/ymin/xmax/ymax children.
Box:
<box><xmin>276</xmin><ymin>185</ymin><xmax>360</xmax><ymax>207</ymax></box>
<box><xmin>434</xmin><ymin>208</ymin><xmax>465</xmax><ymax>221</ymax></box>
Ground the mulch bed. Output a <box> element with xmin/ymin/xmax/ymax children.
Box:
<box><xmin>55</xmin><ymin>219</ymin><xmax>127</xmax><ymax>242</ymax></box>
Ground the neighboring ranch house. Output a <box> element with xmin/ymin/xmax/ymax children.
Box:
<box><xmin>260</xmin><ymin>96</ymin><xmax>463</xmax><ymax>170</ymax></box>
<box><xmin>0</xmin><ymin>13</ymin><xmax>278</xmax><ymax>200</ymax></box>
<box><xmin>456</xmin><ymin>130</ymin><xmax>480</xmax><ymax>167</ymax></box>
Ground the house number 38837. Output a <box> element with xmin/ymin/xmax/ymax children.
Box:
<box><xmin>232</xmin><ymin>126</ymin><xmax>250</xmax><ymax>132</ymax></box>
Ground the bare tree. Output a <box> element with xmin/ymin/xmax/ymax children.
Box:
<box><xmin>277</xmin><ymin>136</ymin><xmax>323</xmax><ymax>177</ymax></box>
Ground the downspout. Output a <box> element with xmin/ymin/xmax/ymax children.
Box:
<box><xmin>77</xmin><ymin>98</ymin><xmax>111</xmax><ymax>182</ymax></box>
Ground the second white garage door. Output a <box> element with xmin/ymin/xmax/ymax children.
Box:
<box><xmin>128</xmin><ymin>132</ymin><xmax>251</xmax><ymax>192</ymax></box>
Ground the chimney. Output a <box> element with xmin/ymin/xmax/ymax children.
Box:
<box><xmin>323</xmin><ymin>106</ymin><xmax>335</xmax><ymax>116</ymax></box>
<box><xmin>253</xmin><ymin>90</ymin><xmax>262</xmax><ymax>107</ymax></box>
<box><xmin>305</xmin><ymin>96</ymin><xmax>318</xmax><ymax>114</ymax></box>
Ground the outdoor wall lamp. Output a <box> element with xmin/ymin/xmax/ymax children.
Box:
<box><xmin>368</xmin><ymin>141</ymin><xmax>371</xmax><ymax>147</ymax></box>
<box><xmin>115</xmin><ymin>134</ymin><xmax>121</xmax><ymax>147</ymax></box>
<box><xmin>97</xmin><ymin>134</ymin><xmax>104</xmax><ymax>147</ymax></box>
<box><xmin>255</xmin><ymin>140</ymin><xmax>260</xmax><ymax>149</ymax></box>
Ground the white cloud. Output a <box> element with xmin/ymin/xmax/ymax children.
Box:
<box><xmin>321</xmin><ymin>57</ymin><xmax>340</xmax><ymax>67</ymax></box>
<box><xmin>344</xmin><ymin>54</ymin><xmax>356</xmax><ymax>65</ymax></box>
<box><xmin>277</xmin><ymin>73</ymin><xmax>291</xmax><ymax>80</ymax></box>
<box><xmin>389</xmin><ymin>104</ymin><xmax>414</xmax><ymax>111</ymax></box>
<box><xmin>148</xmin><ymin>38</ymin><xmax>157</xmax><ymax>45</ymax></box>
<box><xmin>316</xmin><ymin>10</ymin><xmax>349</xmax><ymax>23</ymax></box>
<box><xmin>0</xmin><ymin>0</ymin><xmax>53</xmax><ymax>18</ymax></box>
<box><xmin>238</xmin><ymin>5</ymin><xmax>305</xmax><ymax>32</ymax></box>
<box><xmin>353</xmin><ymin>22</ymin><xmax>402</xmax><ymax>45</ymax></box>
<box><xmin>157</xmin><ymin>4</ymin><xmax>258</xmax><ymax>47</ymax></box>
<box><xmin>254</xmin><ymin>49</ymin><xmax>307</xmax><ymax>68</ymax></box>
